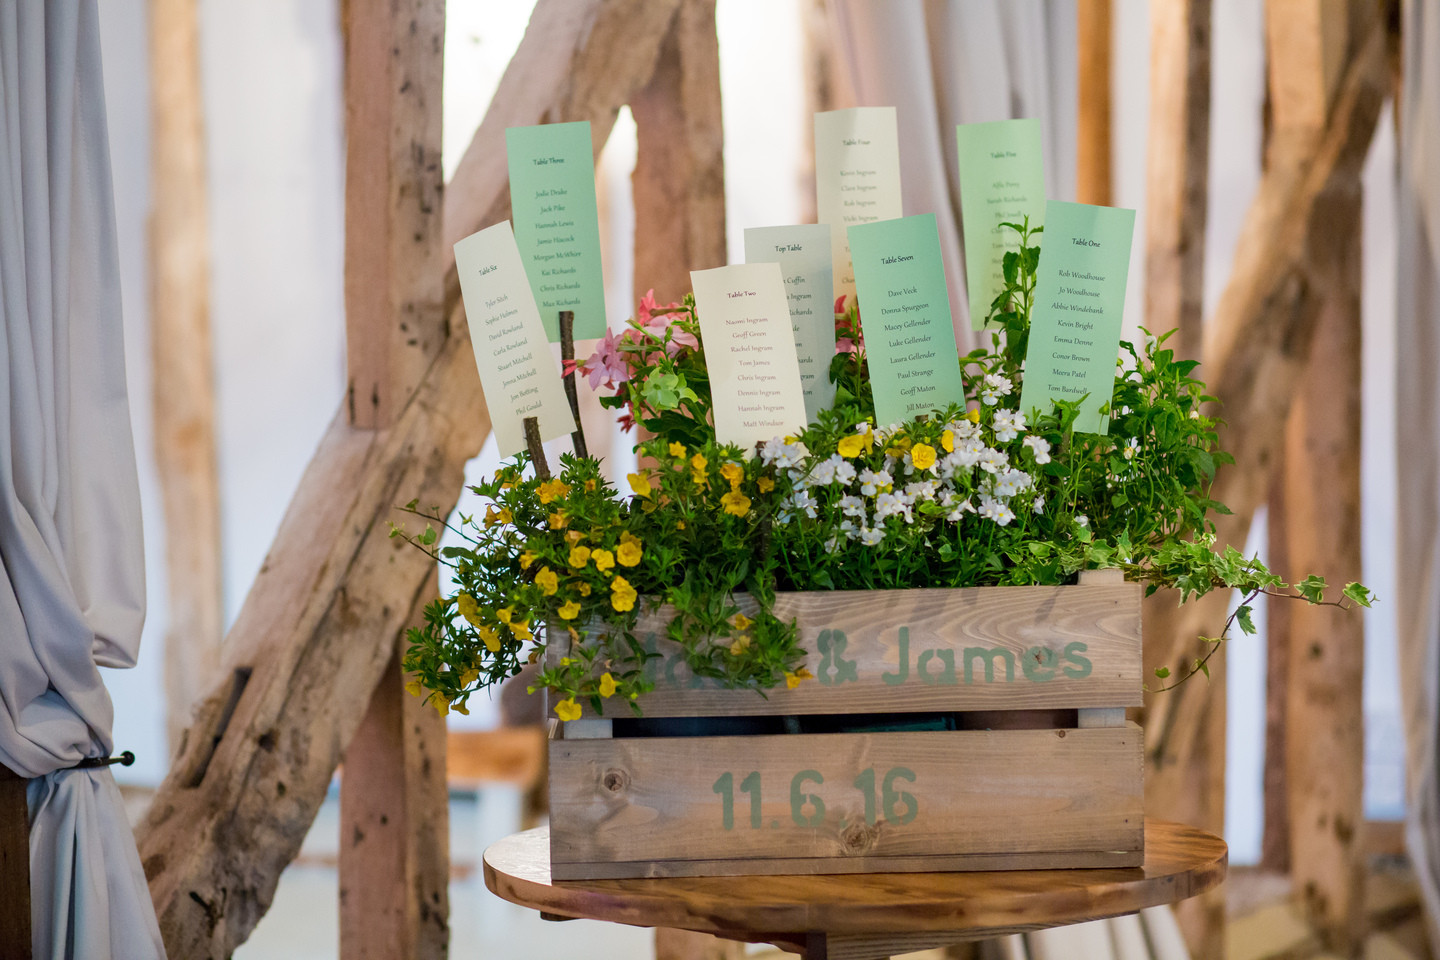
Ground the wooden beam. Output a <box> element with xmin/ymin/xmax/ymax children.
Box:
<box><xmin>446</xmin><ymin>726</ymin><xmax>545</xmax><ymax>788</ymax></box>
<box><xmin>630</xmin><ymin>0</ymin><xmax>726</xmax><ymax>305</ymax></box>
<box><xmin>341</xmin><ymin>0</ymin><xmax>446</xmax><ymax>430</ymax></box>
<box><xmin>1140</xmin><ymin>14</ymin><xmax>1387</xmax><ymax>958</ymax></box>
<box><xmin>654</xmin><ymin>928</ymin><xmax>744</xmax><ymax>960</ymax></box>
<box><xmin>1143</xmin><ymin>0</ymin><xmax>1211</xmax><ymax>360</ymax></box>
<box><xmin>1076</xmin><ymin>0</ymin><xmax>1113</xmax><ymax>207</ymax></box>
<box><xmin>1261</xmin><ymin>451</ymin><xmax>1293</xmax><ymax>873</ymax></box>
<box><xmin>0</xmin><ymin>765</ymin><xmax>30</xmax><ymax>960</ymax></box>
<box><xmin>150</xmin><ymin>0</ymin><xmax>222</xmax><ymax>755</ymax></box>
<box><xmin>337</xmin><ymin>3</ymin><xmax>448</xmax><ymax>958</ymax></box>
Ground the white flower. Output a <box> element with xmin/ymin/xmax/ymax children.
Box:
<box><xmin>977</xmin><ymin>495</ymin><xmax>1015</xmax><ymax>526</ymax></box>
<box><xmin>980</xmin><ymin>373</ymin><xmax>1013</xmax><ymax>405</ymax></box>
<box><xmin>839</xmin><ymin>519</ymin><xmax>861</xmax><ymax>540</ymax></box>
<box><xmin>945</xmin><ymin>497</ymin><xmax>976</xmax><ymax>522</ymax></box>
<box><xmin>1023</xmin><ymin>435</ymin><xmax>1052</xmax><ymax>464</ymax></box>
<box><xmin>1189</xmin><ymin>409</ymin><xmax>1200</xmax><ymax>420</ymax></box>
<box><xmin>834</xmin><ymin>459</ymin><xmax>856</xmax><ymax>486</ymax></box>
<box><xmin>991</xmin><ymin>409</ymin><xmax>1026</xmax><ymax>442</ymax></box>
<box><xmin>809</xmin><ymin>454</ymin><xmax>847</xmax><ymax>486</ymax></box>
<box><xmin>790</xmin><ymin>489</ymin><xmax>819</xmax><ymax>519</ymax></box>
<box><xmin>1033</xmin><ymin>495</ymin><xmax>1045</xmax><ymax>514</ymax></box>
<box><xmin>823</xmin><ymin>536</ymin><xmax>838</xmax><ymax>552</ymax></box>
<box><xmin>978</xmin><ymin>447</ymin><xmax>1009</xmax><ymax>474</ymax></box>
<box><xmin>839</xmin><ymin>494</ymin><xmax>866</xmax><ymax>518</ymax></box>
<box><xmin>761</xmin><ymin>437</ymin><xmax>807</xmax><ymax>469</ymax></box>
<box><xmin>1123</xmin><ymin>437</ymin><xmax>1139</xmax><ymax>460</ymax></box>
<box><xmin>859</xmin><ymin>526</ymin><xmax>885</xmax><ymax>546</ymax></box>
<box><xmin>1144</xmin><ymin>332</ymin><xmax>1158</xmax><ymax>354</ymax></box>
<box><xmin>993</xmin><ymin>468</ymin><xmax>1034</xmax><ymax>498</ymax></box>
<box><xmin>904</xmin><ymin>480</ymin><xmax>939</xmax><ymax>502</ymax></box>
<box><xmin>859</xmin><ymin>467</ymin><xmax>892</xmax><ymax>496</ymax></box>
<box><xmin>1075</xmin><ymin>514</ymin><xmax>1089</xmax><ymax>529</ymax></box>
<box><xmin>951</xmin><ymin>438</ymin><xmax>986</xmax><ymax>469</ymax></box>
<box><xmin>874</xmin><ymin>491</ymin><xmax>913</xmax><ymax>524</ymax></box>
<box><xmin>949</xmin><ymin>418</ymin><xmax>980</xmax><ymax>440</ymax></box>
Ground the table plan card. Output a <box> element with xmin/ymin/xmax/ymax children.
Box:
<box><xmin>742</xmin><ymin>224</ymin><xmax>836</xmax><ymax>421</ymax></box>
<box><xmin>956</xmin><ymin>118</ymin><xmax>1047</xmax><ymax>330</ymax></box>
<box><xmin>846</xmin><ymin>214</ymin><xmax>966</xmax><ymax>426</ymax></box>
<box><xmin>691</xmin><ymin>263</ymin><xmax>808</xmax><ymax>450</ymax></box>
<box><xmin>1019</xmin><ymin>201</ymin><xmax>1136</xmax><ymax>434</ymax></box>
<box><xmin>815</xmin><ymin>108</ymin><xmax>903</xmax><ymax>305</ymax></box>
<box><xmin>454</xmin><ymin>222</ymin><xmax>577</xmax><ymax>457</ymax></box>
<box><xmin>506</xmin><ymin>121</ymin><xmax>607</xmax><ymax>341</ymax></box>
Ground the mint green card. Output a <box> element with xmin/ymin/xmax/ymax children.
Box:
<box><xmin>506</xmin><ymin>121</ymin><xmax>607</xmax><ymax>341</ymax></box>
<box><xmin>1019</xmin><ymin>200</ymin><xmax>1136</xmax><ymax>434</ymax></box>
<box><xmin>846</xmin><ymin>214</ymin><xmax>966</xmax><ymax>425</ymax></box>
<box><xmin>743</xmin><ymin>224</ymin><xmax>835</xmax><ymax>421</ymax></box>
<box><xmin>956</xmin><ymin>118</ymin><xmax>1046</xmax><ymax>330</ymax></box>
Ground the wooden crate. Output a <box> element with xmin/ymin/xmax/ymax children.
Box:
<box><xmin>548</xmin><ymin>574</ymin><xmax>1144</xmax><ymax>880</ymax></box>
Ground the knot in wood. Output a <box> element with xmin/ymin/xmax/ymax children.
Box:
<box><xmin>839</xmin><ymin>819</ymin><xmax>880</xmax><ymax>854</ymax></box>
<box><xmin>601</xmin><ymin>768</ymin><xmax>630</xmax><ymax>794</ymax></box>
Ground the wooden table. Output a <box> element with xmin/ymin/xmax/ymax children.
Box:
<box><xmin>484</xmin><ymin>819</ymin><xmax>1227</xmax><ymax>960</ymax></box>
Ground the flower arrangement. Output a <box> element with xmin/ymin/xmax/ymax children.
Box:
<box><xmin>395</xmin><ymin>222</ymin><xmax>1370</xmax><ymax>719</ymax></box>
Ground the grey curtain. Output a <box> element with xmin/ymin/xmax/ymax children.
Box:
<box><xmin>1395</xmin><ymin>0</ymin><xmax>1440</xmax><ymax>945</ymax></box>
<box><xmin>0</xmin><ymin>2</ymin><xmax>163</xmax><ymax>957</ymax></box>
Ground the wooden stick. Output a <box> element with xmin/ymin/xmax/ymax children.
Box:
<box><xmin>524</xmin><ymin>416</ymin><xmax>551</xmax><ymax>480</ymax></box>
<box><xmin>558</xmin><ymin>310</ymin><xmax>589</xmax><ymax>458</ymax></box>
<box><xmin>0</xmin><ymin>765</ymin><xmax>30</xmax><ymax>960</ymax></box>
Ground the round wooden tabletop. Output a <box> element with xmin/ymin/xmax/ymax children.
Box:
<box><xmin>484</xmin><ymin>818</ymin><xmax>1226</xmax><ymax>953</ymax></box>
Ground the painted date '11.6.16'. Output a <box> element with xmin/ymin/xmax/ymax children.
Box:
<box><xmin>711</xmin><ymin>767</ymin><xmax>918</xmax><ymax>831</ymax></box>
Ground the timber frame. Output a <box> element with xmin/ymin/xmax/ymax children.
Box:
<box><xmin>129</xmin><ymin>1</ymin><xmax>1402</xmax><ymax>958</ymax></box>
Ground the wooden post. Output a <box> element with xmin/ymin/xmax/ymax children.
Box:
<box><xmin>1076</xmin><ymin>0</ymin><xmax>1113</xmax><ymax>208</ymax></box>
<box><xmin>150</xmin><ymin>0</ymin><xmax>223</xmax><ymax>755</ymax></box>
<box><xmin>630</xmin><ymin>0</ymin><xmax>727</xmax><ymax>305</ymax></box>
<box><xmin>1143</xmin><ymin>0</ymin><xmax>1211</xmax><ymax>361</ymax></box>
<box><xmin>1266</xmin><ymin>3</ymin><xmax>1366</xmax><ymax>951</ymax></box>
<box><xmin>337</xmin><ymin>2</ymin><xmax>449</xmax><ymax>959</ymax></box>
<box><xmin>0</xmin><ymin>765</ymin><xmax>30</xmax><ymax>960</ymax></box>
<box><xmin>654</xmin><ymin>929</ymin><xmax>744</xmax><ymax>960</ymax></box>
<box><xmin>1261</xmin><ymin>450</ymin><xmax>1293</xmax><ymax>873</ymax></box>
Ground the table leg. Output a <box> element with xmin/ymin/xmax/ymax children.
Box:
<box><xmin>654</xmin><ymin>927</ymin><xmax>745</xmax><ymax>959</ymax></box>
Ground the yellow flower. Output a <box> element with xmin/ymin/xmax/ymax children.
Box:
<box><xmin>720</xmin><ymin>462</ymin><xmax>743</xmax><ymax>487</ymax></box>
<box><xmin>512</xmin><ymin>619</ymin><xmax>533</xmax><ymax>642</ymax></box>
<box><xmin>668</xmin><ymin>441</ymin><xmax>686</xmax><ymax>458</ymax></box>
<box><xmin>577</xmin><ymin>582</ymin><xmax>592</xmax><ymax>597</ymax></box>
<box><xmin>729</xmin><ymin>635</ymin><xmax>751</xmax><ymax>657</ymax></box>
<box><xmin>757</xmin><ymin>476</ymin><xmax>775</xmax><ymax>493</ymax></box>
<box><xmin>565</xmin><ymin>529</ymin><xmax>585</xmax><ymax>544</ymax></box>
<box><xmin>837</xmin><ymin>431</ymin><xmax>872</xmax><ymax>458</ymax></box>
<box><xmin>405</xmin><ymin>679</ymin><xmax>423</xmax><ymax>698</ymax></box>
<box><xmin>478</xmin><ymin>625</ymin><xmax>501</xmax><ymax>652</ymax></box>
<box><xmin>720</xmin><ymin>490</ymin><xmax>751</xmax><ymax>517</ymax></box>
<box><xmin>484</xmin><ymin>505</ymin><xmax>500</xmax><ymax>526</ymax></box>
<box><xmin>610</xmin><ymin>575</ymin><xmax>638</xmax><ymax>612</ymax></box>
<box><xmin>431</xmin><ymin>695</ymin><xmax>449</xmax><ymax>717</ymax></box>
<box><xmin>460</xmin><ymin>667</ymin><xmax>480</xmax><ymax>686</ymax></box>
<box><xmin>585</xmin><ymin>479</ymin><xmax>597</xmax><ymax>492</ymax></box>
<box><xmin>785</xmin><ymin>667</ymin><xmax>814</xmax><ymax>689</ymax></box>
<box><xmin>535</xmin><ymin>566</ymin><xmax>559</xmax><ymax>596</ymax></box>
<box><xmin>592</xmin><ymin>548</ymin><xmax>615</xmax><ymax>573</ymax></box>
<box><xmin>616</xmin><ymin>536</ymin><xmax>642</xmax><ymax>567</ymax></box>
<box><xmin>555</xmin><ymin>698</ymin><xmax>583</xmax><ymax>722</ymax></box>
<box><xmin>451</xmin><ymin>700</ymin><xmax>469</xmax><ymax>716</ymax></box>
<box><xmin>456</xmin><ymin>593</ymin><xmax>482</xmax><ymax>627</ymax></box>
<box><xmin>536</xmin><ymin>479</ymin><xmax>570</xmax><ymax>504</ymax></box>
<box><xmin>966</xmin><ymin>407</ymin><xmax>981</xmax><ymax>423</ymax></box>
<box><xmin>568</xmin><ymin>545</ymin><xmax>591</xmax><ymax>568</ymax></box>
<box><xmin>558</xmin><ymin>599</ymin><xmax>581</xmax><ymax>620</ymax></box>
<box><xmin>519</xmin><ymin>550</ymin><xmax>537</xmax><ymax>570</ymax></box>
<box><xmin>549</xmin><ymin>510</ymin><xmax>569</xmax><ymax>530</ymax></box>
<box><xmin>941</xmin><ymin>430</ymin><xmax>954</xmax><ymax>453</ymax></box>
<box><xmin>676</xmin><ymin>520</ymin><xmax>686</xmax><ymax>530</ymax></box>
<box><xmin>628</xmin><ymin>471</ymin><xmax>654</xmax><ymax>498</ymax></box>
<box><xmin>910</xmin><ymin>443</ymin><xmax>937</xmax><ymax>471</ymax></box>
<box><xmin>496</xmin><ymin>607</ymin><xmax>514</xmax><ymax>624</ymax></box>
<box><xmin>599</xmin><ymin>673</ymin><xmax>618</xmax><ymax>698</ymax></box>
<box><xmin>690</xmin><ymin>453</ymin><xmax>708</xmax><ymax>472</ymax></box>
<box><xmin>730</xmin><ymin>612</ymin><xmax>753</xmax><ymax>631</ymax></box>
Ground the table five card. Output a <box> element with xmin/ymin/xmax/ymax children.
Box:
<box><xmin>454</xmin><ymin>222</ymin><xmax>577</xmax><ymax>457</ymax></box>
<box><xmin>814</xmin><ymin>108</ymin><xmax>903</xmax><ymax>306</ymax></box>
<box><xmin>506</xmin><ymin>121</ymin><xmax>607</xmax><ymax>341</ymax></box>
<box><xmin>691</xmin><ymin>263</ymin><xmax>808</xmax><ymax>450</ymax></box>
<box><xmin>743</xmin><ymin>224</ymin><xmax>835</xmax><ymax>422</ymax></box>
<box><xmin>846</xmin><ymin>214</ymin><xmax>966</xmax><ymax>426</ymax></box>
<box><xmin>1019</xmin><ymin>200</ymin><xmax>1136</xmax><ymax>434</ymax></box>
<box><xmin>956</xmin><ymin>118</ymin><xmax>1046</xmax><ymax>330</ymax></box>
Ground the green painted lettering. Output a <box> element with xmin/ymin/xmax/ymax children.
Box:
<box><xmin>964</xmin><ymin>646</ymin><xmax>1016</xmax><ymax>684</ymax></box>
<box><xmin>1062</xmin><ymin>641</ymin><xmax>1092</xmax><ymax>679</ymax></box>
<box><xmin>882</xmin><ymin>767</ymin><xmax>918</xmax><ymax>824</ymax></box>
<box><xmin>817</xmin><ymin>629</ymin><xmax>860</xmax><ymax>685</ymax></box>
<box><xmin>881</xmin><ymin>627</ymin><xmax>911</xmax><ymax>685</ymax></box>
<box><xmin>917</xmin><ymin>648</ymin><xmax>958</xmax><ymax>684</ymax></box>
<box><xmin>740</xmin><ymin>771</ymin><xmax>762</xmax><ymax>829</ymax></box>
<box><xmin>1021</xmin><ymin>645</ymin><xmax>1058</xmax><ymax>682</ymax></box>
<box><xmin>713</xmin><ymin>771</ymin><xmax>734</xmax><ymax>830</ymax></box>
<box><xmin>790</xmin><ymin>770</ymin><xmax>826</xmax><ymax>826</ymax></box>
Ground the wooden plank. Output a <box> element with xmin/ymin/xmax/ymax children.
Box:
<box><xmin>341</xmin><ymin>0</ymin><xmax>446</xmax><ymax>429</ymax></box>
<box><xmin>560</xmin><ymin>585</ymin><xmax>1143</xmax><ymax>719</ymax></box>
<box><xmin>0</xmin><ymin>765</ymin><xmax>30</xmax><ymax>960</ymax></box>
<box><xmin>549</xmin><ymin>726</ymin><xmax>1143</xmax><ymax>877</ymax></box>
<box><xmin>630</xmin><ymin>0</ymin><xmax>727</xmax><ymax>304</ymax></box>
<box><xmin>1143</xmin><ymin>0</ymin><xmax>1210</xmax><ymax>360</ymax></box>
<box><xmin>446</xmin><ymin>726</ymin><xmax>546</xmax><ymax>787</ymax></box>
<box><xmin>1076</xmin><ymin>0</ymin><xmax>1113</xmax><ymax>207</ymax></box>
<box><xmin>150</xmin><ymin>0</ymin><xmax>222</xmax><ymax>754</ymax></box>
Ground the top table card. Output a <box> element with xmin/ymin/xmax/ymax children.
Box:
<box><xmin>956</xmin><ymin>118</ymin><xmax>1047</xmax><ymax>330</ymax></box>
<box><xmin>743</xmin><ymin>224</ymin><xmax>836</xmax><ymax>422</ymax></box>
<box><xmin>506</xmin><ymin>121</ymin><xmax>608</xmax><ymax>341</ymax></box>
<box><xmin>1018</xmin><ymin>201</ymin><xmax>1136</xmax><ymax>434</ymax></box>
<box><xmin>815</xmin><ymin>108</ymin><xmax>903</xmax><ymax>306</ymax></box>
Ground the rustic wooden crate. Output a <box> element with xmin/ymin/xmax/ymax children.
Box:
<box><xmin>548</xmin><ymin>572</ymin><xmax>1144</xmax><ymax>880</ymax></box>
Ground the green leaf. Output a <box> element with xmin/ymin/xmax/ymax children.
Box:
<box><xmin>418</xmin><ymin>525</ymin><xmax>438</xmax><ymax>546</ymax></box>
<box><xmin>1236</xmin><ymin>604</ymin><xmax>1256</xmax><ymax>635</ymax></box>
<box><xmin>1342</xmin><ymin>582</ymin><xmax>1373</xmax><ymax>608</ymax></box>
<box><xmin>1197</xmin><ymin>659</ymin><xmax>1210</xmax><ymax>680</ymax></box>
<box><xmin>1154</xmin><ymin>666</ymin><xmax>1171</xmax><ymax>679</ymax></box>
<box><xmin>1296</xmin><ymin>574</ymin><xmax>1327</xmax><ymax>604</ymax></box>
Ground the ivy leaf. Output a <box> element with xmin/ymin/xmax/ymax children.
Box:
<box><xmin>1296</xmin><ymin>574</ymin><xmax>1327</xmax><ymax>604</ymax></box>
<box><xmin>1196</xmin><ymin>659</ymin><xmax>1210</xmax><ymax>680</ymax></box>
<box><xmin>1342</xmin><ymin>582</ymin><xmax>1373</xmax><ymax>608</ymax></box>
<box><xmin>418</xmin><ymin>525</ymin><xmax>438</xmax><ymax>546</ymax></box>
<box><xmin>1154</xmin><ymin>666</ymin><xmax>1171</xmax><ymax>679</ymax></box>
<box><xmin>1235</xmin><ymin>604</ymin><xmax>1256</xmax><ymax>635</ymax></box>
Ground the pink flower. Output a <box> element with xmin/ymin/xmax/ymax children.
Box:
<box><xmin>636</xmin><ymin>289</ymin><xmax>696</xmax><ymax>357</ymax></box>
<box><xmin>582</xmin><ymin>327</ymin><xmax>631</xmax><ymax>389</ymax></box>
<box><xmin>834</xmin><ymin>294</ymin><xmax>849</xmax><ymax>315</ymax></box>
<box><xmin>836</xmin><ymin>337</ymin><xmax>859</xmax><ymax>355</ymax></box>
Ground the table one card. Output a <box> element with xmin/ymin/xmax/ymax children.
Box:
<box><xmin>815</xmin><ymin>108</ymin><xmax>904</xmax><ymax>306</ymax></box>
<box><xmin>846</xmin><ymin>214</ymin><xmax>966</xmax><ymax>426</ymax></box>
<box><xmin>1018</xmin><ymin>201</ymin><xmax>1137</xmax><ymax>435</ymax></box>
<box><xmin>743</xmin><ymin>224</ymin><xmax>836</xmax><ymax>422</ymax></box>
<box><xmin>506</xmin><ymin>121</ymin><xmax>608</xmax><ymax>341</ymax></box>
<box><xmin>454</xmin><ymin>221</ymin><xmax>577</xmax><ymax>457</ymax></box>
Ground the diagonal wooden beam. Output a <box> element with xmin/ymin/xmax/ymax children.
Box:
<box><xmin>135</xmin><ymin>1</ymin><xmax>691</xmax><ymax>953</ymax></box>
